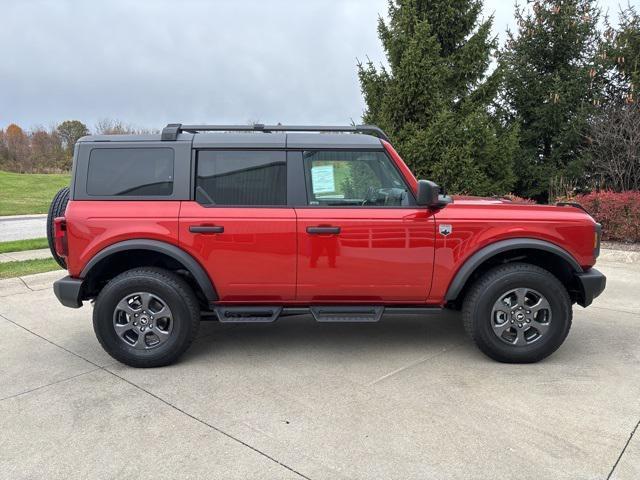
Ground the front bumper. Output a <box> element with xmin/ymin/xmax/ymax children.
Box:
<box><xmin>53</xmin><ymin>276</ymin><xmax>84</xmax><ymax>308</ymax></box>
<box><xmin>575</xmin><ymin>268</ymin><xmax>606</xmax><ymax>307</ymax></box>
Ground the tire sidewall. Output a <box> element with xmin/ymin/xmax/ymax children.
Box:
<box><xmin>47</xmin><ymin>187</ymin><xmax>70</xmax><ymax>269</ymax></box>
<box><xmin>470</xmin><ymin>269</ymin><xmax>570</xmax><ymax>362</ymax></box>
<box><xmin>93</xmin><ymin>274</ymin><xmax>195</xmax><ymax>365</ymax></box>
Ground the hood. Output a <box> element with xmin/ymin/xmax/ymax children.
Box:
<box><xmin>451</xmin><ymin>195</ymin><xmax>533</xmax><ymax>206</ymax></box>
<box><xmin>447</xmin><ymin>196</ymin><xmax>595</xmax><ymax>222</ymax></box>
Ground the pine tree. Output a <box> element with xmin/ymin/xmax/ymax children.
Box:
<box><xmin>358</xmin><ymin>0</ymin><xmax>518</xmax><ymax>196</ymax></box>
<box><xmin>499</xmin><ymin>0</ymin><xmax>602</xmax><ymax>201</ymax></box>
<box><xmin>601</xmin><ymin>5</ymin><xmax>640</xmax><ymax>104</ymax></box>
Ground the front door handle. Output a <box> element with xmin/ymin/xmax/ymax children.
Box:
<box><xmin>189</xmin><ymin>225</ymin><xmax>224</xmax><ymax>234</ymax></box>
<box><xmin>306</xmin><ymin>226</ymin><xmax>341</xmax><ymax>235</ymax></box>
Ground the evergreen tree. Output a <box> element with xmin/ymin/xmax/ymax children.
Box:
<box><xmin>601</xmin><ymin>5</ymin><xmax>640</xmax><ymax>104</ymax></box>
<box><xmin>358</xmin><ymin>0</ymin><xmax>518</xmax><ymax>196</ymax></box>
<box><xmin>499</xmin><ymin>0</ymin><xmax>602</xmax><ymax>201</ymax></box>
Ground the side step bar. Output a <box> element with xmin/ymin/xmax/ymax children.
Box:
<box><xmin>310</xmin><ymin>306</ymin><xmax>384</xmax><ymax>323</ymax></box>
<box><xmin>215</xmin><ymin>306</ymin><xmax>282</xmax><ymax>323</ymax></box>
<box><xmin>210</xmin><ymin>306</ymin><xmax>442</xmax><ymax>323</ymax></box>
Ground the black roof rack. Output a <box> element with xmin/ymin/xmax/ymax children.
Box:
<box><xmin>161</xmin><ymin>123</ymin><xmax>390</xmax><ymax>142</ymax></box>
<box><xmin>556</xmin><ymin>201</ymin><xmax>591</xmax><ymax>215</ymax></box>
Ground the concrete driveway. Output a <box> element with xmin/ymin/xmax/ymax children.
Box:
<box><xmin>0</xmin><ymin>258</ymin><xmax>638</xmax><ymax>479</ymax></box>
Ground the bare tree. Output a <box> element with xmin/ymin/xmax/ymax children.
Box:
<box><xmin>3</xmin><ymin>124</ymin><xmax>30</xmax><ymax>172</ymax></box>
<box><xmin>94</xmin><ymin>119</ymin><xmax>158</xmax><ymax>135</ymax></box>
<box><xmin>588</xmin><ymin>101</ymin><xmax>640</xmax><ymax>191</ymax></box>
<box><xmin>29</xmin><ymin>128</ymin><xmax>66</xmax><ymax>172</ymax></box>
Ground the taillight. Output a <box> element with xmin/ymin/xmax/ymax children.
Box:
<box><xmin>53</xmin><ymin>217</ymin><xmax>68</xmax><ymax>259</ymax></box>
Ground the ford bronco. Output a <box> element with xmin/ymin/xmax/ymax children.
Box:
<box><xmin>48</xmin><ymin>123</ymin><xmax>606</xmax><ymax>367</ymax></box>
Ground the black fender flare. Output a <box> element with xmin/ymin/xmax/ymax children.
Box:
<box><xmin>444</xmin><ymin>238</ymin><xmax>583</xmax><ymax>302</ymax></box>
<box><xmin>80</xmin><ymin>239</ymin><xmax>218</xmax><ymax>302</ymax></box>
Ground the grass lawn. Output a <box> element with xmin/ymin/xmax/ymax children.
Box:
<box><xmin>0</xmin><ymin>258</ymin><xmax>61</xmax><ymax>279</ymax></box>
<box><xmin>0</xmin><ymin>170</ymin><xmax>70</xmax><ymax>216</ymax></box>
<box><xmin>0</xmin><ymin>237</ymin><xmax>49</xmax><ymax>254</ymax></box>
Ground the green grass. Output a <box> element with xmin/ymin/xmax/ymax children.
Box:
<box><xmin>0</xmin><ymin>237</ymin><xmax>49</xmax><ymax>254</ymax></box>
<box><xmin>0</xmin><ymin>258</ymin><xmax>61</xmax><ymax>279</ymax></box>
<box><xmin>0</xmin><ymin>170</ymin><xmax>70</xmax><ymax>216</ymax></box>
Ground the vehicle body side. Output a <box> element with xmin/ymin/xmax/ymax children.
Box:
<box><xmin>61</xmin><ymin>132</ymin><xmax>599</xmax><ymax>309</ymax></box>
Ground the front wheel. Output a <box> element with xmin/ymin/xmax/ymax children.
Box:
<box><xmin>93</xmin><ymin>267</ymin><xmax>200</xmax><ymax>367</ymax></box>
<box><xmin>462</xmin><ymin>263</ymin><xmax>572</xmax><ymax>363</ymax></box>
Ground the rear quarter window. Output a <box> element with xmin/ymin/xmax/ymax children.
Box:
<box><xmin>87</xmin><ymin>148</ymin><xmax>174</xmax><ymax>196</ymax></box>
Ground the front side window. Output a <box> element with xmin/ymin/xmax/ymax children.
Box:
<box><xmin>196</xmin><ymin>151</ymin><xmax>286</xmax><ymax>206</ymax></box>
<box><xmin>87</xmin><ymin>148</ymin><xmax>174</xmax><ymax>196</ymax></box>
<box><xmin>303</xmin><ymin>151</ymin><xmax>411</xmax><ymax>207</ymax></box>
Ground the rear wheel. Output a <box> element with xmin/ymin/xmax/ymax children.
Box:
<box><xmin>462</xmin><ymin>263</ymin><xmax>572</xmax><ymax>363</ymax></box>
<box><xmin>93</xmin><ymin>267</ymin><xmax>200</xmax><ymax>367</ymax></box>
<box><xmin>46</xmin><ymin>186</ymin><xmax>70</xmax><ymax>268</ymax></box>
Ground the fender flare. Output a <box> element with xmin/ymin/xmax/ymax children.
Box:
<box><xmin>444</xmin><ymin>238</ymin><xmax>583</xmax><ymax>302</ymax></box>
<box><xmin>80</xmin><ymin>239</ymin><xmax>218</xmax><ymax>302</ymax></box>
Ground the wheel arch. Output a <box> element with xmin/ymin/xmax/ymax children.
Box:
<box><xmin>445</xmin><ymin>238</ymin><xmax>583</xmax><ymax>306</ymax></box>
<box><xmin>80</xmin><ymin>239</ymin><xmax>218</xmax><ymax>306</ymax></box>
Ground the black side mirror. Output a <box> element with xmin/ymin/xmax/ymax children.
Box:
<box><xmin>416</xmin><ymin>180</ymin><xmax>441</xmax><ymax>207</ymax></box>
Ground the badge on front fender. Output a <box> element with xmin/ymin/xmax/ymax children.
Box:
<box><xmin>439</xmin><ymin>224</ymin><xmax>452</xmax><ymax>236</ymax></box>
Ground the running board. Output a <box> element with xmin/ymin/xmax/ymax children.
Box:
<box><xmin>310</xmin><ymin>306</ymin><xmax>384</xmax><ymax>323</ymax></box>
<box><xmin>214</xmin><ymin>306</ymin><xmax>282</xmax><ymax>323</ymax></box>
<box><xmin>209</xmin><ymin>306</ymin><xmax>443</xmax><ymax>323</ymax></box>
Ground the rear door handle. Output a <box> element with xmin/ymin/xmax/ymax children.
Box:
<box><xmin>189</xmin><ymin>225</ymin><xmax>224</xmax><ymax>234</ymax></box>
<box><xmin>306</xmin><ymin>226</ymin><xmax>341</xmax><ymax>235</ymax></box>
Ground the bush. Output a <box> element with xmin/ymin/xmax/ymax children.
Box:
<box><xmin>503</xmin><ymin>194</ymin><xmax>537</xmax><ymax>204</ymax></box>
<box><xmin>572</xmin><ymin>191</ymin><xmax>640</xmax><ymax>243</ymax></box>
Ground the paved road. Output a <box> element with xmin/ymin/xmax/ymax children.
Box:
<box><xmin>0</xmin><ymin>214</ymin><xmax>47</xmax><ymax>241</ymax></box>
<box><xmin>0</xmin><ymin>258</ymin><xmax>638</xmax><ymax>479</ymax></box>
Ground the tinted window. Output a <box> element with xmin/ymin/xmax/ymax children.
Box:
<box><xmin>303</xmin><ymin>151</ymin><xmax>411</xmax><ymax>207</ymax></box>
<box><xmin>196</xmin><ymin>151</ymin><xmax>286</xmax><ymax>206</ymax></box>
<box><xmin>87</xmin><ymin>148</ymin><xmax>174</xmax><ymax>196</ymax></box>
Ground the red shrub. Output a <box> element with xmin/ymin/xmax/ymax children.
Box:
<box><xmin>573</xmin><ymin>191</ymin><xmax>640</xmax><ymax>243</ymax></box>
<box><xmin>503</xmin><ymin>194</ymin><xmax>537</xmax><ymax>204</ymax></box>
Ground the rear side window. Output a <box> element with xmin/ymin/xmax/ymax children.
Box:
<box><xmin>87</xmin><ymin>148</ymin><xmax>174</xmax><ymax>196</ymax></box>
<box><xmin>196</xmin><ymin>151</ymin><xmax>286</xmax><ymax>206</ymax></box>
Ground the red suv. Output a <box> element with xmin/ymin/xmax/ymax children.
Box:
<box><xmin>48</xmin><ymin>123</ymin><xmax>605</xmax><ymax>367</ymax></box>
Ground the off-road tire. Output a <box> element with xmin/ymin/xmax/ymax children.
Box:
<box><xmin>462</xmin><ymin>262</ymin><xmax>572</xmax><ymax>363</ymax></box>
<box><xmin>93</xmin><ymin>267</ymin><xmax>200</xmax><ymax>368</ymax></box>
<box><xmin>46</xmin><ymin>186</ymin><xmax>70</xmax><ymax>268</ymax></box>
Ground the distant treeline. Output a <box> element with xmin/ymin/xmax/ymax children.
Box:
<box><xmin>0</xmin><ymin>120</ymin><xmax>157</xmax><ymax>174</ymax></box>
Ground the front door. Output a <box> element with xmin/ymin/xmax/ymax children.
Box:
<box><xmin>179</xmin><ymin>149</ymin><xmax>296</xmax><ymax>303</ymax></box>
<box><xmin>295</xmin><ymin>150</ymin><xmax>435</xmax><ymax>303</ymax></box>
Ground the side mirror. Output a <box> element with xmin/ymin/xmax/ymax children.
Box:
<box><xmin>416</xmin><ymin>180</ymin><xmax>441</xmax><ymax>207</ymax></box>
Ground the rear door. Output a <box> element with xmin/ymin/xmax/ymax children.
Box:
<box><xmin>179</xmin><ymin>149</ymin><xmax>297</xmax><ymax>302</ymax></box>
<box><xmin>295</xmin><ymin>149</ymin><xmax>435</xmax><ymax>303</ymax></box>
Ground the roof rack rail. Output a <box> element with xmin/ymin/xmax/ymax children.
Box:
<box><xmin>161</xmin><ymin>123</ymin><xmax>390</xmax><ymax>142</ymax></box>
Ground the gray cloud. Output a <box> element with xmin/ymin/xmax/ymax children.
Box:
<box><xmin>1</xmin><ymin>0</ymin><xmax>622</xmax><ymax>131</ymax></box>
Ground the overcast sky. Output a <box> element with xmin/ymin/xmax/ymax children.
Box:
<box><xmin>0</xmin><ymin>0</ymin><xmax>626</xmax><ymax>131</ymax></box>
